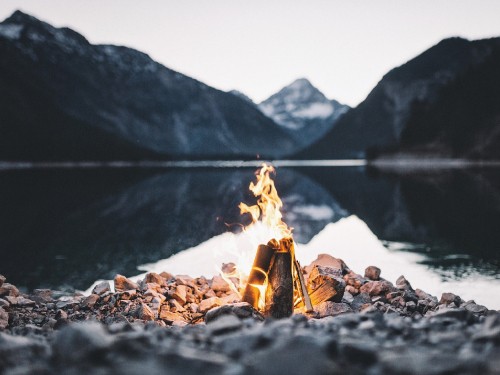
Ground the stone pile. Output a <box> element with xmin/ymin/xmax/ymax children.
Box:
<box><xmin>0</xmin><ymin>255</ymin><xmax>499</xmax><ymax>374</ymax></box>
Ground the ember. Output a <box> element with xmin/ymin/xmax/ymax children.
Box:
<box><xmin>237</xmin><ymin>164</ymin><xmax>312</xmax><ymax>317</ymax></box>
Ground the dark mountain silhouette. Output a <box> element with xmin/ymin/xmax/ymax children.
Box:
<box><xmin>297</xmin><ymin>37</ymin><xmax>500</xmax><ymax>159</ymax></box>
<box><xmin>0</xmin><ymin>11</ymin><xmax>296</xmax><ymax>161</ymax></box>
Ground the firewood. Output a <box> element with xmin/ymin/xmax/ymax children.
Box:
<box><xmin>242</xmin><ymin>244</ymin><xmax>276</xmax><ymax>308</ymax></box>
<box><xmin>264</xmin><ymin>251</ymin><xmax>293</xmax><ymax>318</ymax></box>
<box><xmin>294</xmin><ymin>259</ymin><xmax>313</xmax><ymax>312</ymax></box>
<box><xmin>306</xmin><ymin>265</ymin><xmax>346</xmax><ymax>306</ymax></box>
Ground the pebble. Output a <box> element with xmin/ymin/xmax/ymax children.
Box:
<box><xmin>314</xmin><ymin>301</ymin><xmax>353</xmax><ymax>318</ymax></box>
<box><xmin>211</xmin><ymin>275</ymin><xmax>231</xmax><ymax>292</ymax></box>
<box><xmin>0</xmin><ymin>307</ymin><xmax>8</xmax><ymax>329</ymax></box>
<box><xmin>114</xmin><ymin>274</ymin><xmax>139</xmax><ymax>292</ymax></box>
<box><xmin>199</xmin><ymin>297</ymin><xmax>222</xmax><ymax>312</ymax></box>
<box><xmin>92</xmin><ymin>281</ymin><xmax>111</xmax><ymax>295</ymax></box>
<box><xmin>364</xmin><ymin>266</ymin><xmax>381</xmax><ymax>281</ymax></box>
<box><xmin>0</xmin><ymin>261</ymin><xmax>498</xmax><ymax>374</ymax></box>
<box><xmin>360</xmin><ymin>280</ymin><xmax>396</xmax><ymax>296</ymax></box>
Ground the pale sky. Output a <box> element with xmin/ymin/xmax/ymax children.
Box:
<box><xmin>1</xmin><ymin>0</ymin><xmax>500</xmax><ymax>106</ymax></box>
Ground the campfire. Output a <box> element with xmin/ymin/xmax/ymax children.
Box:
<box><xmin>232</xmin><ymin>163</ymin><xmax>313</xmax><ymax>318</ymax></box>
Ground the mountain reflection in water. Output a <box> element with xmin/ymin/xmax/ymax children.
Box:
<box><xmin>0</xmin><ymin>165</ymin><xmax>499</xmax><ymax>301</ymax></box>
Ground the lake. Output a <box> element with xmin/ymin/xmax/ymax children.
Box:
<box><xmin>1</xmin><ymin>162</ymin><xmax>499</xmax><ymax>308</ymax></box>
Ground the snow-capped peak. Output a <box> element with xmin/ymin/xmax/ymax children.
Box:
<box><xmin>258</xmin><ymin>78</ymin><xmax>342</xmax><ymax>130</ymax></box>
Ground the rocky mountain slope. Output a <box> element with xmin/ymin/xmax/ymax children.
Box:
<box><xmin>0</xmin><ymin>11</ymin><xmax>296</xmax><ymax>161</ymax></box>
<box><xmin>298</xmin><ymin>37</ymin><xmax>500</xmax><ymax>159</ymax></box>
<box><xmin>258</xmin><ymin>78</ymin><xmax>349</xmax><ymax>147</ymax></box>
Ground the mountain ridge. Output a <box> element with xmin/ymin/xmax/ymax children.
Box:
<box><xmin>296</xmin><ymin>36</ymin><xmax>500</xmax><ymax>160</ymax></box>
<box><xmin>0</xmin><ymin>10</ymin><xmax>298</xmax><ymax>161</ymax></box>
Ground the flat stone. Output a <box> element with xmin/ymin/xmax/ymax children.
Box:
<box><xmin>204</xmin><ymin>289</ymin><xmax>217</xmax><ymax>298</ymax></box>
<box><xmin>465</xmin><ymin>303</ymin><xmax>488</xmax><ymax>314</ymax></box>
<box><xmin>92</xmin><ymin>281</ymin><xmax>111</xmax><ymax>295</ymax></box>
<box><xmin>114</xmin><ymin>274</ymin><xmax>139</xmax><ymax>292</ymax></box>
<box><xmin>314</xmin><ymin>301</ymin><xmax>353</xmax><ymax>318</ymax></box>
<box><xmin>31</xmin><ymin>289</ymin><xmax>53</xmax><ymax>304</ymax></box>
<box><xmin>3</xmin><ymin>296</ymin><xmax>19</xmax><ymax>305</ymax></box>
<box><xmin>158</xmin><ymin>271</ymin><xmax>173</xmax><ymax>280</ymax></box>
<box><xmin>207</xmin><ymin>314</ymin><xmax>242</xmax><ymax>335</ymax></box>
<box><xmin>440</xmin><ymin>292</ymin><xmax>461</xmax><ymax>307</ymax></box>
<box><xmin>205</xmin><ymin>302</ymin><xmax>263</xmax><ymax>323</ymax></box>
<box><xmin>119</xmin><ymin>290</ymin><xmax>137</xmax><ymax>300</ymax></box>
<box><xmin>175</xmin><ymin>275</ymin><xmax>195</xmax><ymax>287</ymax></box>
<box><xmin>351</xmin><ymin>292</ymin><xmax>371</xmax><ymax>312</ymax></box>
<box><xmin>81</xmin><ymin>294</ymin><xmax>99</xmax><ymax>309</ymax></box>
<box><xmin>305</xmin><ymin>254</ymin><xmax>349</xmax><ymax>276</ymax></box>
<box><xmin>344</xmin><ymin>272</ymin><xmax>365</xmax><ymax>288</ymax></box>
<box><xmin>145</xmin><ymin>272</ymin><xmax>166</xmax><ymax>286</ymax></box>
<box><xmin>138</xmin><ymin>303</ymin><xmax>155</xmax><ymax>321</ymax></box>
<box><xmin>0</xmin><ymin>299</ymin><xmax>9</xmax><ymax>308</ymax></box>
<box><xmin>415</xmin><ymin>288</ymin><xmax>436</xmax><ymax>302</ymax></box>
<box><xmin>364</xmin><ymin>266</ymin><xmax>381</xmax><ymax>281</ymax></box>
<box><xmin>211</xmin><ymin>275</ymin><xmax>231</xmax><ymax>292</ymax></box>
<box><xmin>432</xmin><ymin>307</ymin><xmax>470</xmax><ymax>321</ymax></box>
<box><xmin>199</xmin><ymin>297</ymin><xmax>222</xmax><ymax>312</ymax></box>
<box><xmin>169</xmin><ymin>299</ymin><xmax>186</xmax><ymax>312</ymax></box>
<box><xmin>360</xmin><ymin>281</ymin><xmax>396</xmax><ymax>296</ymax></box>
<box><xmin>172</xmin><ymin>285</ymin><xmax>188</xmax><ymax>304</ymax></box>
<box><xmin>220</xmin><ymin>292</ymin><xmax>240</xmax><ymax>304</ymax></box>
<box><xmin>159</xmin><ymin>309</ymin><xmax>185</xmax><ymax>323</ymax></box>
<box><xmin>395</xmin><ymin>275</ymin><xmax>413</xmax><ymax>291</ymax></box>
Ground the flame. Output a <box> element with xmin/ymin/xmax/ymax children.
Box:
<box><xmin>214</xmin><ymin>163</ymin><xmax>293</xmax><ymax>310</ymax></box>
<box><xmin>238</xmin><ymin>163</ymin><xmax>292</xmax><ymax>240</ymax></box>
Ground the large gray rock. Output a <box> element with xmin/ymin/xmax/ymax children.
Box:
<box><xmin>53</xmin><ymin>322</ymin><xmax>112</xmax><ymax>363</ymax></box>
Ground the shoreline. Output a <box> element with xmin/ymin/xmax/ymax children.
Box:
<box><xmin>1</xmin><ymin>256</ymin><xmax>499</xmax><ymax>374</ymax></box>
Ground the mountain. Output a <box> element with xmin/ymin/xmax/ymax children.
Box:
<box><xmin>258</xmin><ymin>78</ymin><xmax>349</xmax><ymax>147</ymax></box>
<box><xmin>0</xmin><ymin>11</ymin><xmax>296</xmax><ymax>161</ymax></box>
<box><xmin>298</xmin><ymin>37</ymin><xmax>500</xmax><ymax>159</ymax></box>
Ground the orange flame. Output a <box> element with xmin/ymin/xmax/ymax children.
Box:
<box><xmin>239</xmin><ymin>163</ymin><xmax>292</xmax><ymax>240</ymax></box>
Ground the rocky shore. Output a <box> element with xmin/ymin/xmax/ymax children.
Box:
<box><xmin>1</xmin><ymin>255</ymin><xmax>499</xmax><ymax>374</ymax></box>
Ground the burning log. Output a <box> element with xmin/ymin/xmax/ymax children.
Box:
<box><xmin>306</xmin><ymin>265</ymin><xmax>346</xmax><ymax>306</ymax></box>
<box><xmin>241</xmin><ymin>242</ymin><xmax>277</xmax><ymax>308</ymax></box>
<box><xmin>239</xmin><ymin>164</ymin><xmax>312</xmax><ymax>316</ymax></box>
<box><xmin>264</xmin><ymin>250</ymin><xmax>293</xmax><ymax>318</ymax></box>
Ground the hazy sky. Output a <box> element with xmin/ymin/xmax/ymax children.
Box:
<box><xmin>1</xmin><ymin>0</ymin><xmax>500</xmax><ymax>106</ymax></box>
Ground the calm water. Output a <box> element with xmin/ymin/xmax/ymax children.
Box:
<box><xmin>0</xmin><ymin>163</ymin><xmax>499</xmax><ymax>306</ymax></box>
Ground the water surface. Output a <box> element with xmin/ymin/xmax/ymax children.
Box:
<box><xmin>0</xmin><ymin>162</ymin><xmax>499</xmax><ymax>307</ymax></box>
